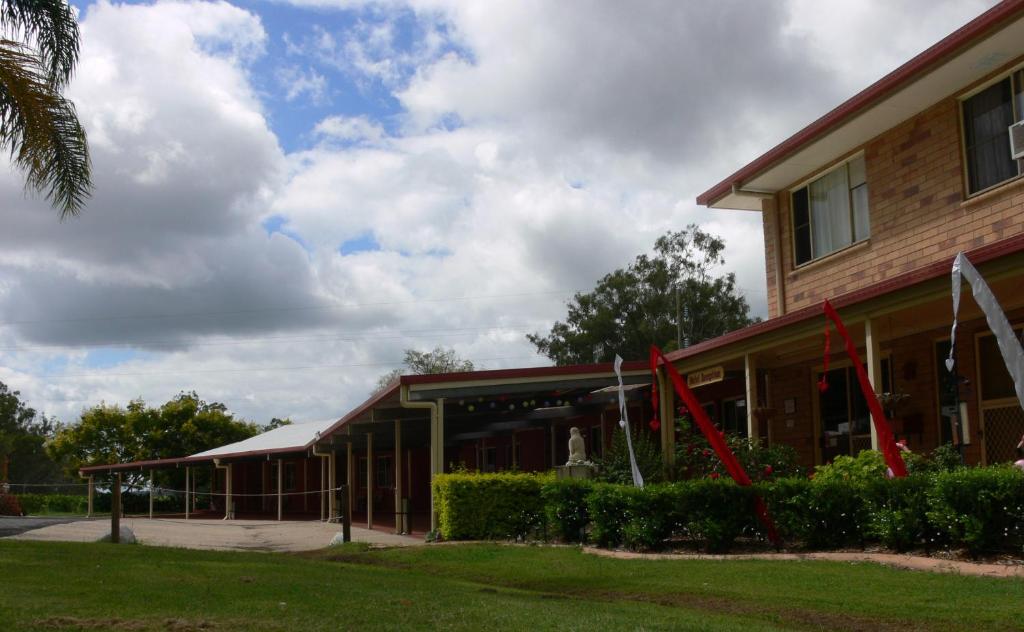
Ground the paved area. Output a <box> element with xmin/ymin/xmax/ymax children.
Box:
<box><xmin>4</xmin><ymin>517</ymin><xmax>421</xmax><ymax>552</ymax></box>
<box><xmin>0</xmin><ymin>516</ymin><xmax>96</xmax><ymax>538</ymax></box>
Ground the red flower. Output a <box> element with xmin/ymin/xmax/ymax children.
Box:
<box><xmin>701</xmin><ymin>449</ymin><xmax>711</xmax><ymax>458</ymax></box>
<box><xmin>710</xmin><ymin>472</ymin><xmax>720</xmax><ymax>479</ymax></box>
<box><xmin>649</xmin><ymin>418</ymin><xmax>661</xmax><ymax>432</ymax></box>
<box><xmin>763</xmin><ymin>465</ymin><xmax>773</xmax><ymax>477</ymax></box>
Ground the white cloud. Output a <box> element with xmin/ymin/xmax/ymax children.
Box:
<box><xmin>0</xmin><ymin>0</ymin><xmax>999</xmax><ymax>427</ymax></box>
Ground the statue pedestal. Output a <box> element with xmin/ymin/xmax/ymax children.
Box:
<box><xmin>556</xmin><ymin>465</ymin><xmax>595</xmax><ymax>480</ymax></box>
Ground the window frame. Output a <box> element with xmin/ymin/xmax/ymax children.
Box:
<box><xmin>959</xmin><ymin>66</ymin><xmax>1024</xmax><ymax>197</ymax></box>
<box><xmin>789</xmin><ymin>154</ymin><xmax>869</xmax><ymax>268</ymax></box>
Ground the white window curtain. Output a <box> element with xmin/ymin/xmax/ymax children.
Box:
<box><xmin>809</xmin><ymin>167</ymin><xmax>852</xmax><ymax>258</ymax></box>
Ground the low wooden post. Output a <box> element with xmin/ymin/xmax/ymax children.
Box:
<box><xmin>111</xmin><ymin>472</ymin><xmax>121</xmax><ymax>544</ymax></box>
<box><xmin>336</xmin><ymin>485</ymin><xmax>351</xmax><ymax>543</ymax></box>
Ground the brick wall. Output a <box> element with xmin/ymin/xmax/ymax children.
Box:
<box><xmin>766</xmin><ymin>95</ymin><xmax>1024</xmax><ymax>317</ymax></box>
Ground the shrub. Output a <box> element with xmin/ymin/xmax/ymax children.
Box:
<box><xmin>16</xmin><ymin>493</ymin><xmax>88</xmax><ymax>515</ymax></box>
<box><xmin>432</xmin><ymin>472</ymin><xmax>548</xmax><ymax>540</ymax></box>
<box><xmin>586</xmin><ymin>483</ymin><xmax>635</xmax><ymax>548</ymax></box>
<box><xmin>755</xmin><ymin>477</ymin><xmax>813</xmax><ymax>544</ymax></box>
<box><xmin>541</xmin><ymin>478</ymin><xmax>593</xmax><ymax>543</ymax></box>
<box><xmin>813</xmin><ymin>450</ymin><xmax>887</xmax><ymax>484</ymax></box>
<box><xmin>927</xmin><ymin>466</ymin><xmax>1024</xmax><ymax>556</ymax></box>
<box><xmin>0</xmin><ymin>493</ymin><xmax>23</xmax><ymax>516</ymax></box>
<box><xmin>597</xmin><ymin>427</ymin><xmax>664</xmax><ymax>485</ymax></box>
<box><xmin>802</xmin><ymin>478</ymin><xmax>871</xmax><ymax>549</ymax></box>
<box><xmin>620</xmin><ymin>484</ymin><xmax>682</xmax><ymax>551</ymax></box>
<box><xmin>674</xmin><ymin>419</ymin><xmax>802</xmax><ymax>481</ymax></box>
<box><xmin>863</xmin><ymin>475</ymin><xmax>937</xmax><ymax>552</ymax></box>
<box><xmin>680</xmin><ymin>479</ymin><xmax>755</xmax><ymax>552</ymax></box>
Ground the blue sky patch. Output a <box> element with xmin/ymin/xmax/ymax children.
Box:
<box><xmin>339</xmin><ymin>232</ymin><xmax>381</xmax><ymax>255</ymax></box>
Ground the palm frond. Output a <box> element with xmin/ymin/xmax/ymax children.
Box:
<box><xmin>0</xmin><ymin>0</ymin><xmax>79</xmax><ymax>87</ymax></box>
<box><xmin>0</xmin><ymin>37</ymin><xmax>91</xmax><ymax>218</ymax></box>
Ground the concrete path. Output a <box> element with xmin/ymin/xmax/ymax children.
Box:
<box><xmin>4</xmin><ymin>517</ymin><xmax>421</xmax><ymax>552</ymax></box>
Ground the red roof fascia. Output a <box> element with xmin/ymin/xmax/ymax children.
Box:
<box><xmin>663</xmin><ymin>233</ymin><xmax>1024</xmax><ymax>363</ymax></box>
<box><xmin>696</xmin><ymin>0</ymin><xmax>1024</xmax><ymax>207</ymax></box>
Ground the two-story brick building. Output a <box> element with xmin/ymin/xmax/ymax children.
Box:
<box><xmin>659</xmin><ymin>0</ymin><xmax>1024</xmax><ymax>469</ymax></box>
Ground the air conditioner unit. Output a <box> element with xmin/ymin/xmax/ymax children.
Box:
<box><xmin>1011</xmin><ymin>120</ymin><xmax>1024</xmax><ymax>160</ymax></box>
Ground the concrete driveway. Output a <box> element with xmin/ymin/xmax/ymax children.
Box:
<box><xmin>3</xmin><ymin>517</ymin><xmax>420</xmax><ymax>552</ymax></box>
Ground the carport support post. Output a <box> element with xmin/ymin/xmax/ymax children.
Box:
<box><xmin>148</xmin><ymin>470</ymin><xmax>154</xmax><ymax>519</ymax></box>
<box><xmin>277</xmin><ymin>458</ymin><xmax>283</xmax><ymax>521</ymax></box>
<box><xmin>185</xmin><ymin>467</ymin><xmax>190</xmax><ymax>520</ymax></box>
<box><xmin>111</xmin><ymin>472</ymin><xmax>121</xmax><ymax>544</ymax></box>
<box><xmin>394</xmin><ymin>420</ymin><xmax>403</xmax><ymax>533</ymax></box>
<box><xmin>86</xmin><ymin>475</ymin><xmax>94</xmax><ymax>518</ymax></box>
<box><xmin>865</xmin><ymin>317</ymin><xmax>882</xmax><ymax>450</ymax></box>
<box><xmin>366</xmin><ymin>432</ymin><xmax>374</xmax><ymax>529</ymax></box>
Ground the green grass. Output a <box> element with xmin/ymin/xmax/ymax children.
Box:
<box><xmin>0</xmin><ymin>541</ymin><xmax>1021</xmax><ymax>631</ymax></box>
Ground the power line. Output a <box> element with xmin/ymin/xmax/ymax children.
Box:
<box><xmin>0</xmin><ymin>290</ymin><xmax>575</xmax><ymax>327</ymax></box>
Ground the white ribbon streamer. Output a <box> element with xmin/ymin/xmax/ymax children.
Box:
<box><xmin>947</xmin><ymin>252</ymin><xmax>1024</xmax><ymax>412</ymax></box>
<box><xmin>614</xmin><ymin>355</ymin><xmax>644</xmax><ymax>488</ymax></box>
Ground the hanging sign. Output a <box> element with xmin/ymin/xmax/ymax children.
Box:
<box><xmin>686</xmin><ymin>365</ymin><xmax>725</xmax><ymax>388</ymax></box>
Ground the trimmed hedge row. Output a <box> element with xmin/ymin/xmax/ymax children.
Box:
<box><xmin>432</xmin><ymin>466</ymin><xmax>1024</xmax><ymax>555</ymax></box>
<box><xmin>14</xmin><ymin>492</ymin><xmax>182</xmax><ymax>516</ymax></box>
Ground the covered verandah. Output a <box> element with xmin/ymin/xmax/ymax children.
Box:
<box><xmin>661</xmin><ymin>240</ymin><xmax>1024</xmax><ymax>468</ymax></box>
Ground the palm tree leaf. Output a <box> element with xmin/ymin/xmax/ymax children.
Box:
<box><xmin>0</xmin><ymin>37</ymin><xmax>91</xmax><ymax>218</ymax></box>
<box><xmin>0</xmin><ymin>0</ymin><xmax>79</xmax><ymax>86</ymax></box>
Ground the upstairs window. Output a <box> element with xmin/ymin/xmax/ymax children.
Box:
<box><xmin>792</xmin><ymin>155</ymin><xmax>869</xmax><ymax>266</ymax></box>
<box><xmin>962</xmin><ymin>70</ymin><xmax>1024</xmax><ymax>194</ymax></box>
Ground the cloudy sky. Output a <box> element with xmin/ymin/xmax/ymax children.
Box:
<box><xmin>0</xmin><ymin>0</ymin><xmax>997</xmax><ymax>425</ymax></box>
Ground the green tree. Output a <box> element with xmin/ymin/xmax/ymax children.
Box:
<box><xmin>264</xmin><ymin>417</ymin><xmax>292</xmax><ymax>431</ymax></box>
<box><xmin>0</xmin><ymin>381</ymin><xmax>67</xmax><ymax>484</ymax></box>
<box><xmin>1</xmin><ymin>0</ymin><xmax>92</xmax><ymax>218</ymax></box>
<box><xmin>375</xmin><ymin>346</ymin><xmax>475</xmax><ymax>393</ymax></box>
<box><xmin>528</xmin><ymin>225</ymin><xmax>755</xmax><ymax>364</ymax></box>
<box><xmin>48</xmin><ymin>392</ymin><xmax>260</xmax><ymax>485</ymax></box>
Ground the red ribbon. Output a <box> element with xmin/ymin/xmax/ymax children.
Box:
<box><xmin>650</xmin><ymin>345</ymin><xmax>780</xmax><ymax>544</ymax></box>
<box><xmin>820</xmin><ymin>299</ymin><xmax>907</xmax><ymax>478</ymax></box>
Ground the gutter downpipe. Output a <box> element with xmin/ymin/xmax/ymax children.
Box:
<box><xmin>400</xmin><ymin>384</ymin><xmax>441</xmax><ymax>532</ymax></box>
<box><xmin>312</xmin><ymin>441</ymin><xmax>334</xmax><ymax>522</ymax></box>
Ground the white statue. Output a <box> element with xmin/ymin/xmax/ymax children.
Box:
<box><xmin>566</xmin><ymin>427</ymin><xmax>587</xmax><ymax>465</ymax></box>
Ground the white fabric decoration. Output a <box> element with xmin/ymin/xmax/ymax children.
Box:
<box><xmin>947</xmin><ymin>252</ymin><xmax>1024</xmax><ymax>411</ymax></box>
<box><xmin>614</xmin><ymin>355</ymin><xmax>644</xmax><ymax>488</ymax></box>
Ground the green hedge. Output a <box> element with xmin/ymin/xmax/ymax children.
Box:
<box><xmin>432</xmin><ymin>472</ymin><xmax>549</xmax><ymax>540</ymax></box>
<box><xmin>15</xmin><ymin>492</ymin><xmax>183</xmax><ymax>516</ymax></box>
<box><xmin>433</xmin><ymin>466</ymin><xmax>1024</xmax><ymax>556</ymax></box>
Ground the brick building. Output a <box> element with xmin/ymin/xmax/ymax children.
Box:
<box><xmin>658</xmin><ymin>0</ymin><xmax>1024</xmax><ymax>470</ymax></box>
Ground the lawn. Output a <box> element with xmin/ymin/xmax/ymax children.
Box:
<box><xmin>0</xmin><ymin>540</ymin><xmax>1021</xmax><ymax>631</ymax></box>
